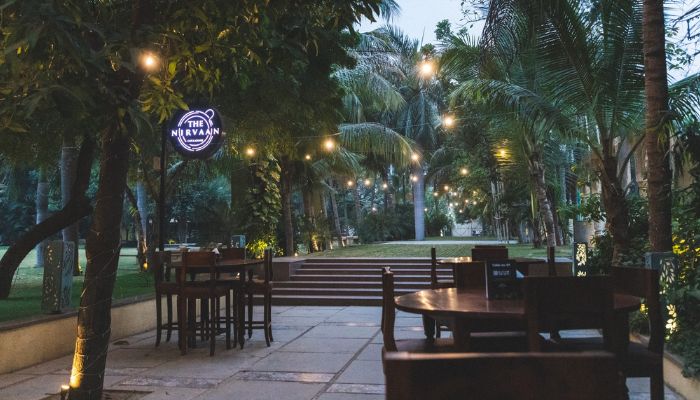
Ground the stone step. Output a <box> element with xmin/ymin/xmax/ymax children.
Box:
<box><xmin>274</xmin><ymin>280</ymin><xmax>430</xmax><ymax>289</ymax></box>
<box><xmin>298</xmin><ymin>262</ymin><xmax>435</xmax><ymax>269</ymax></box>
<box><xmin>303</xmin><ymin>257</ymin><xmax>432</xmax><ymax>264</ymax></box>
<box><xmin>295</xmin><ymin>268</ymin><xmax>451</xmax><ymax>275</ymax></box>
<box><xmin>272</xmin><ymin>287</ymin><xmax>417</xmax><ymax>297</ymax></box>
<box><xmin>289</xmin><ymin>274</ymin><xmax>445</xmax><ymax>282</ymax></box>
<box><xmin>271</xmin><ymin>294</ymin><xmax>381</xmax><ymax>306</ymax></box>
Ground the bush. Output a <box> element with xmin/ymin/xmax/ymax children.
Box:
<box><xmin>357</xmin><ymin>204</ymin><xmax>414</xmax><ymax>243</ymax></box>
<box><xmin>426</xmin><ymin>209</ymin><xmax>452</xmax><ymax>236</ymax></box>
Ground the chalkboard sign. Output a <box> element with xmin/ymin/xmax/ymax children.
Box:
<box><xmin>485</xmin><ymin>260</ymin><xmax>519</xmax><ymax>299</ymax></box>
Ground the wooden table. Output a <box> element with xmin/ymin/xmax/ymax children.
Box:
<box><xmin>395</xmin><ymin>287</ymin><xmax>641</xmax><ymax>351</ymax></box>
<box><xmin>172</xmin><ymin>258</ymin><xmax>263</xmax><ymax>349</ymax></box>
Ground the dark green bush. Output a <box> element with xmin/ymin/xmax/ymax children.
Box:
<box><xmin>357</xmin><ymin>204</ymin><xmax>415</xmax><ymax>243</ymax></box>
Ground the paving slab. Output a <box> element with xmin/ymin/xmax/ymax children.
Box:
<box><xmin>316</xmin><ymin>394</ymin><xmax>384</xmax><ymax>400</ymax></box>
<box><xmin>280</xmin><ymin>338</ymin><xmax>368</xmax><ymax>354</ymax></box>
<box><xmin>335</xmin><ymin>361</ymin><xmax>384</xmax><ymax>385</ymax></box>
<box><xmin>304</xmin><ymin>325</ymin><xmax>378</xmax><ymax>339</ymax></box>
<box><xmin>249</xmin><ymin>352</ymin><xmax>354</xmax><ymax>374</ymax></box>
<box><xmin>197</xmin><ymin>380</ymin><xmax>323</xmax><ymax>400</ymax></box>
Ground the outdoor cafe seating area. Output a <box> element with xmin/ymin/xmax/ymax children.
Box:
<box><xmin>145</xmin><ymin>243</ymin><xmax>666</xmax><ymax>399</ymax></box>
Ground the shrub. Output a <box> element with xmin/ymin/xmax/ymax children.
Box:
<box><xmin>357</xmin><ymin>204</ymin><xmax>415</xmax><ymax>243</ymax></box>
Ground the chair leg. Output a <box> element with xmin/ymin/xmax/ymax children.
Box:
<box><xmin>263</xmin><ymin>294</ymin><xmax>271</xmax><ymax>347</ymax></box>
<box><xmin>238</xmin><ymin>290</ymin><xmax>245</xmax><ymax>349</ymax></box>
<box><xmin>177</xmin><ymin>297</ymin><xmax>187</xmax><ymax>355</ymax></box>
<box><xmin>155</xmin><ymin>294</ymin><xmax>162</xmax><ymax>347</ymax></box>
<box><xmin>247</xmin><ymin>293</ymin><xmax>253</xmax><ymax>339</ymax></box>
<box><xmin>209</xmin><ymin>296</ymin><xmax>216</xmax><ymax>356</ymax></box>
<box><xmin>225</xmin><ymin>292</ymin><xmax>232</xmax><ymax>349</ymax></box>
<box><xmin>232</xmin><ymin>289</ymin><xmax>238</xmax><ymax>346</ymax></box>
<box><xmin>436</xmin><ymin>320</ymin><xmax>442</xmax><ymax>339</ymax></box>
<box><xmin>267</xmin><ymin>293</ymin><xmax>273</xmax><ymax>342</ymax></box>
<box><xmin>166</xmin><ymin>294</ymin><xmax>173</xmax><ymax>342</ymax></box>
<box><xmin>650</xmin><ymin>368</ymin><xmax>664</xmax><ymax>400</ymax></box>
<box><xmin>201</xmin><ymin>299</ymin><xmax>208</xmax><ymax>341</ymax></box>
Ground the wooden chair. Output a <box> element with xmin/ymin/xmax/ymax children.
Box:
<box><xmin>430</xmin><ymin>247</ymin><xmax>453</xmax><ymax>289</ymax></box>
<box><xmin>523</xmin><ymin>276</ymin><xmax>615</xmax><ymax>352</ymax></box>
<box><xmin>471</xmin><ymin>246</ymin><xmax>508</xmax><ymax>262</ymax></box>
<box><xmin>217</xmin><ymin>247</ymin><xmax>246</xmax><ymax>345</ymax></box>
<box><xmin>453</xmin><ymin>260</ymin><xmax>486</xmax><ymax>290</ymax></box>
<box><xmin>384</xmin><ymin>351</ymin><xmax>627</xmax><ymax>400</ymax></box>
<box><xmin>152</xmin><ymin>251</ymin><xmax>178</xmax><ymax>346</ymax></box>
<box><xmin>177</xmin><ymin>251</ymin><xmax>231</xmax><ymax>355</ymax></box>
<box><xmin>244</xmin><ymin>248</ymin><xmax>273</xmax><ymax>346</ymax></box>
<box><xmin>382</xmin><ymin>267</ymin><xmax>454</xmax><ymax>356</ymax></box>
<box><xmin>611</xmin><ymin>267</ymin><xmax>664</xmax><ymax>400</ymax></box>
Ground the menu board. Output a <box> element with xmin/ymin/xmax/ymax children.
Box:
<box><xmin>485</xmin><ymin>260</ymin><xmax>519</xmax><ymax>299</ymax></box>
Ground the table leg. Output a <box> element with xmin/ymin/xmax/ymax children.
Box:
<box><xmin>612</xmin><ymin>312</ymin><xmax>631</xmax><ymax>356</ymax></box>
<box><xmin>452</xmin><ymin>318</ymin><xmax>470</xmax><ymax>351</ymax></box>
<box><xmin>422</xmin><ymin>315</ymin><xmax>436</xmax><ymax>342</ymax></box>
<box><xmin>188</xmin><ymin>298</ymin><xmax>197</xmax><ymax>348</ymax></box>
<box><xmin>237</xmin><ymin>289</ymin><xmax>246</xmax><ymax>349</ymax></box>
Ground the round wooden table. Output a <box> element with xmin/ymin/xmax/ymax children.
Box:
<box><xmin>395</xmin><ymin>288</ymin><xmax>641</xmax><ymax>350</ymax></box>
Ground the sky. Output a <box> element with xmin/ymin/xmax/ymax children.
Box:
<box><xmin>357</xmin><ymin>0</ymin><xmax>699</xmax><ymax>81</ymax></box>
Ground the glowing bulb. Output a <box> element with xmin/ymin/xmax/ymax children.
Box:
<box><xmin>433</xmin><ymin>192</ymin><xmax>439</xmax><ymax>197</ymax></box>
<box><xmin>371</xmin><ymin>207</ymin><xmax>377</xmax><ymax>212</ymax></box>
<box><xmin>411</xmin><ymin>175</ymin><xmax>418</xmax><ymax>182</ymax></box>
<box><xmin>411</xmin><ymin>153</ymin><xmax>420</xmax><ymax>162</ymax></box>
<box><xmin>419</xmin><ymin>61</ymin><xmax>434</xmax><ymax>76</ymax></box>
<box><xmin>305</xmin><ymin>154</ymin><xmax>311</xmax><ymax>160</ymax></box>
<box><xmin>294</xmin><ymin>252</ymin><xmax>299</xmax><ymax>257</ymax></box>
<box><xmin>324</xmin><ymin>139</ymin><xmax>335</xmax><ymax>151</ymax></box>
<box><xmin>347</xmin><ymin>180</ymin><xmax>354</xmax><ymax>187</ymax></box>
<box><xmin>364</xmin><ymin>179</ymin><xmax>372</xmax><ymax>187</ymax></box>
<box><xmin>141</xmin><ymin>52</ymin><xmax>159</xmax><ymax>71</ymax></box>
<box><xmin>499</xmin><ymin>148</ymin><xmax>507</xmax><ymax>157</ymax></box>
<box><xmin>443</xmin><ymin>115</ymin><xmax>455</xmax><ymax>127</ymax></box>
<box><xmin>459</xmin><ymin>209</ymin><xmax>464</xmax><ymax>213</ymax></box>
<box><xmin>382</xmin><ymin>183</ymin><xmax>388</xmax><ymax>190</ymax></box>
<box><xmin>424</xmin><ymin>208</ymin><xmax>428</xmax><ymax>212</ymax></box>
<box><xmin>460</xmin><ymin>167</ymin><xmax>468</xmax><ymax>175</ymax></box>
<box><xmin>245</xmin><ymin>147</ymin><xmax>255</xmax><ymax>157</ymax></box>
<box><xmin>444</xmin><ymin>185</ymin><xmax>449</xmax><ymax>191</ymax></box>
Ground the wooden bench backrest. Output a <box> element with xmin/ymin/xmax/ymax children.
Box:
<box><xmin>384</xmin><ymin>351</ymin><xmax>626</xmax><ymax>400</ymax></box>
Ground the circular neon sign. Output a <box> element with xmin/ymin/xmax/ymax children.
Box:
<box><xmin>167</xmin><ymin>108</ymin><xmax>223</xmax><ymax>159</ymax></box>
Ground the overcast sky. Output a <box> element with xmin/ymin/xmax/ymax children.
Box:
<box><xmin>357</xmin><ymin>0</ymin><xmax>698</xmax><ymax>80</ymax></box>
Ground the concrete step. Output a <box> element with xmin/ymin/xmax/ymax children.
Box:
<box><xmin>274</xmin><ymin>280</ymin><xmax>430</xmax><ymax>290</ymax></box>
<box><xmin>295</xmin><ymin>268</ymin><xmax>451</xmax><ymax>275</ymax></box>
<box><xmin>290</xmin><ymin>274</ymin><xmax>446</xmax><ymax>282</ymax></box>
<box><xmin>271</xmin><ymin>294</ymin><xmax>381</xmax><ymax>306</ymax></box>
<box><xmin>303</xmin><ymin>257</ymin><xmax>431</xmax><ymax>264</ymax></box>
<box><xmin>272</xmin><ymin>287</ymin><xmax>417</xmax><ymax>297</ymax></box>
<box><xmin>298</xmin><ymin>262</ymin><xmax>435</xmax><ymax>269</ymax></box>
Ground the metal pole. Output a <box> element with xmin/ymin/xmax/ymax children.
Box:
<box><xmin>159</xmin><ymin>127</ymin><xmax>166</xmax><ymax>252</ymax></box>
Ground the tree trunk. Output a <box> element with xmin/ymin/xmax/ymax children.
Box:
<box><xmin>328</xmin><ymin>183</ymin><xmax>344</xmax><ymax>247</ymax></box>
<box><xmin>61</xmin><ymin>137</ymin><xmax>81</xmax><ymax>275</ymax></box>
<box><xmin>530</xmin><ymin>156</ymin><xmax>557</xmax><ymax>248</ymax></box>
<box><xmin>125</xmin><ymin>186</ymin><xmax>147</xmax><ymax>269</ymax></box>
<box><xmin>352</xmin><ymin>186</ymin><xmax>362</xmax><ymax>227</ymax></box>
<box><xmin>643</xmin><ymin>0</ymin><xmax>673</xmax><ymax>252</ymax></box>
<box><xmin>280</xmin><ymin>160</ymin><xmax>294</xmax><ymax>256</ymax></box>
<box><xmin>600</xmin><ymin>157</ymin><xmax>630</xmax><ymax>266</ymax></box>
<box><xmin>0</xmin><ymin>137</ymin><xmax>94</xmax><ymax>299</ymax></box>
<box><xmin>35</xmin><ymin>168</ymin><xmax>49</xmax><ymax>268</ymax></box>
<box><xmin>412</xmin><ymin>165</ymin><xmax>425</xmax><ymax>240</ymax></box>
<box><xmin>68</xmin><ymin>128</ymin><xmax>130</xmax><ymax>400</ymax></box>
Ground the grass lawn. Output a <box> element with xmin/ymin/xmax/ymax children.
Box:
<box><xmin>0</xmin><ymin>247</ymin><xmax>152</xmax><ymax>323</ymax></box>
<box><xmin>310</xmin><ymin>241</ymin><xmax>572</xmax><ymax>258</ymax></box>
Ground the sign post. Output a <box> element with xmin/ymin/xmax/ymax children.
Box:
<box><xmin>159</xmin><ymin>107</ymin><xmax>224</xmax><ymax>252</ymax></box>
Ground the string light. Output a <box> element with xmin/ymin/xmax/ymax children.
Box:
<box><xmin>347</xmin><ymin>180</ymin><xmax>354</xmax><ymax>187</ymax></box>
<box><xmin>433</xmin><ymin>192</ymin><xmax>438</xmax><ymax>197</ymax></box>
<box><xmin>424</xmin><ymin>208</ymin><xmax>428</xmax><ymax>212</ymax></box>
<box><xmin>443</xmin><ymin>115</ymin><xmax>455</xmax><ymax>127</ymax></box>
<box><xmin>410</xmin><ymin>175</ymin><xmax>418</xmax><ymax>182</ymax></box>
<box><xmin>364</xmin><ymin>178</ymin><xmax>372</xmax><ymax>187</ymax></box>
<box><xmin>411</xmin><ymin>153</ymin><xmax>420</xmax><ymax>162</ymax></box>
<box><xmin>245</xmin><ymin>147</ymin><xmax>256</xmax><ymax>157</ymax></box>
<box><xmin>444</xmin><ymin>185</ymin><xmax>450</xmax><ymax>191</ymax></box>
<box><xmin>371</xmin><ymin>207</ymin><xmax>377</xmax><ymax>212</ymax></box>
<box><xmin>460</xmin><ymin>167</ymin><xmax>468</xmax><ymax>175</ymax></box>
<box><xmin>305</xmin><ymin>154</ymin><xmax>312</xmax><ymax>160</ymax></box>
<box><xmin>324</xmin><ymin>138</ymin><xmax>335</xmax><ymax>151</ymax></box>
<box><xmin>499</xmin><ymin>148</ymin><xmax>507</xmax><ymax>157</ymax></box>
<box><xmin>140</xmin><ymin>52</ymin><xmax>159</xmax><ymax>71</ymax></box>
<box><xmin>382</xmin><ymin>183</ymin><xmax>388</xmax><ymax>190</ymax></box>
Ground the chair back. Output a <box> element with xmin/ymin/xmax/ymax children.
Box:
<box><xmin>471</xmin><ymin>247</ymin><xmax>508</xmax><ymax>262</ymax></box>
<box><xmin>384</xmin><ymin>351</ymin><xmax>626</xmax><ymax>400</ymax></box>
<box><xmin>151</xmin><ymin>251</ymin><xmax>172</xmax><ymax>284</ymax></box>
<box><xmin>612</xmin><ymin>266</ymin><xmax>663</xmax><ymax>354</ymax></box>
<box><xmin>453</xmin><ymin>261</ymin><xmax>486</xmax><ymax>290</ymax></box>
<box><xmin>220</xmin><ymin>247</ymin><xmax>246</xmax><ymax>260</ymax></box>
<box><xmin>527</xmin><ymin>262</ymin><xmax>574</xmax><ymax>277</ymax></box>
<box><xmin>262</xmin><ymin>248</ymin><xmax>273</xmax><ymax>283</ymax></box>
<box><xmin>381</xmin><ymin>267</ymin><xmax>397</xmax><ymax>352</ymax></box>
<box><xmin>523</xmin><ymin>276</ymin><xmax>614</xmax><ymax>351</ymax></box>
<box><xmin>180</xmin><ymin>251</ymin><xmax>217</xmax><ymax>285</ymax></box>
<box><xmin>430</xmin><ymin>247</ymin><xmax>438</xmax><ymax>289</ymax></box>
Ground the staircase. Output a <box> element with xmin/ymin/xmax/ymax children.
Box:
<box><xmin>272</xmin><ymin>257</ymin><xmax>453</xmax><ymax>306</ymax></box>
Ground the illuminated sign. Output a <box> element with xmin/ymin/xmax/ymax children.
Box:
<box><xmin>167</xmin><ymin>108</ymin><xmax>223</xmax><ymax>159</ymax></box>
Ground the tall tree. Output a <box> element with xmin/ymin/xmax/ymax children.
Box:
<box><xmin>643</xmin><ymin>0</ymin><xmax>673</xmax><ymax>252</ymax></box>
<box><xmin>34</xmin><ymin>167</ymin><xmax>49</xmax><ymax>268</ymax></box>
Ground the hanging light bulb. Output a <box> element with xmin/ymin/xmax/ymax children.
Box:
<box><xmin>305</xmin><ymin>154</ymin><xmax>312</xmax><ymax>160</ymax></box>
<box><xmin>347</xmin><ymin>180</ymin><xmax>354</xmax><ymax>187</ymax></box>
<box><xmin>324</xmin><ymin>138</ymin><xmax>335</xmax><ymax>151</ymax></box>
<box><xmin>245</xmin><ymin>147</ymin><xmax>256</xmax><ymax>157</ymax></box>
<box><xmin>444</xmin><ymin>185</ymin><xmax>450</xmax><ymax>191</ymax></box>
<box><xmin>364</xmin><ymin>178</ymin><xmax>372</xmax><ymax>187</ymax></box>
<box><xmin>411</xmin><ymin>175</ymin><xmax>418</xmax><ymax>182</ymax></box>
<box><xmin>382</xmin><ymin>183</ymin><xmax>388</xmax><ymax>190</ymax></box>
<box><xmin>443</xmin><ymin>115</ymin><xmax>455</xmax><ymax>127</ymax></box>
<box><xmin>433</xmin><ymin>192</ymin><xmax>439</xmax><ymax>197</ymax></box>
<box><xmin>460</xmin><ymin>167</ymin><xmax>468</xmax><ymax>175</ymax></box>
<box><xmin>411</xmin><ymin>153</ymin><xmax>420</xmax><ymax>162</ymax></box>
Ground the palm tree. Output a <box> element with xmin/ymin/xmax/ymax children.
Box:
<box><xmin>468</xmin><ymin>0</ymin><xmax>647</xmax><ymax>264</ymax></box>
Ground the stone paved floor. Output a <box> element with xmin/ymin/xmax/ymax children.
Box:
<box><xmin>0</xmin><ymin>306</ymin><xmax>685</xmax><ymax>399</ymax></box>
